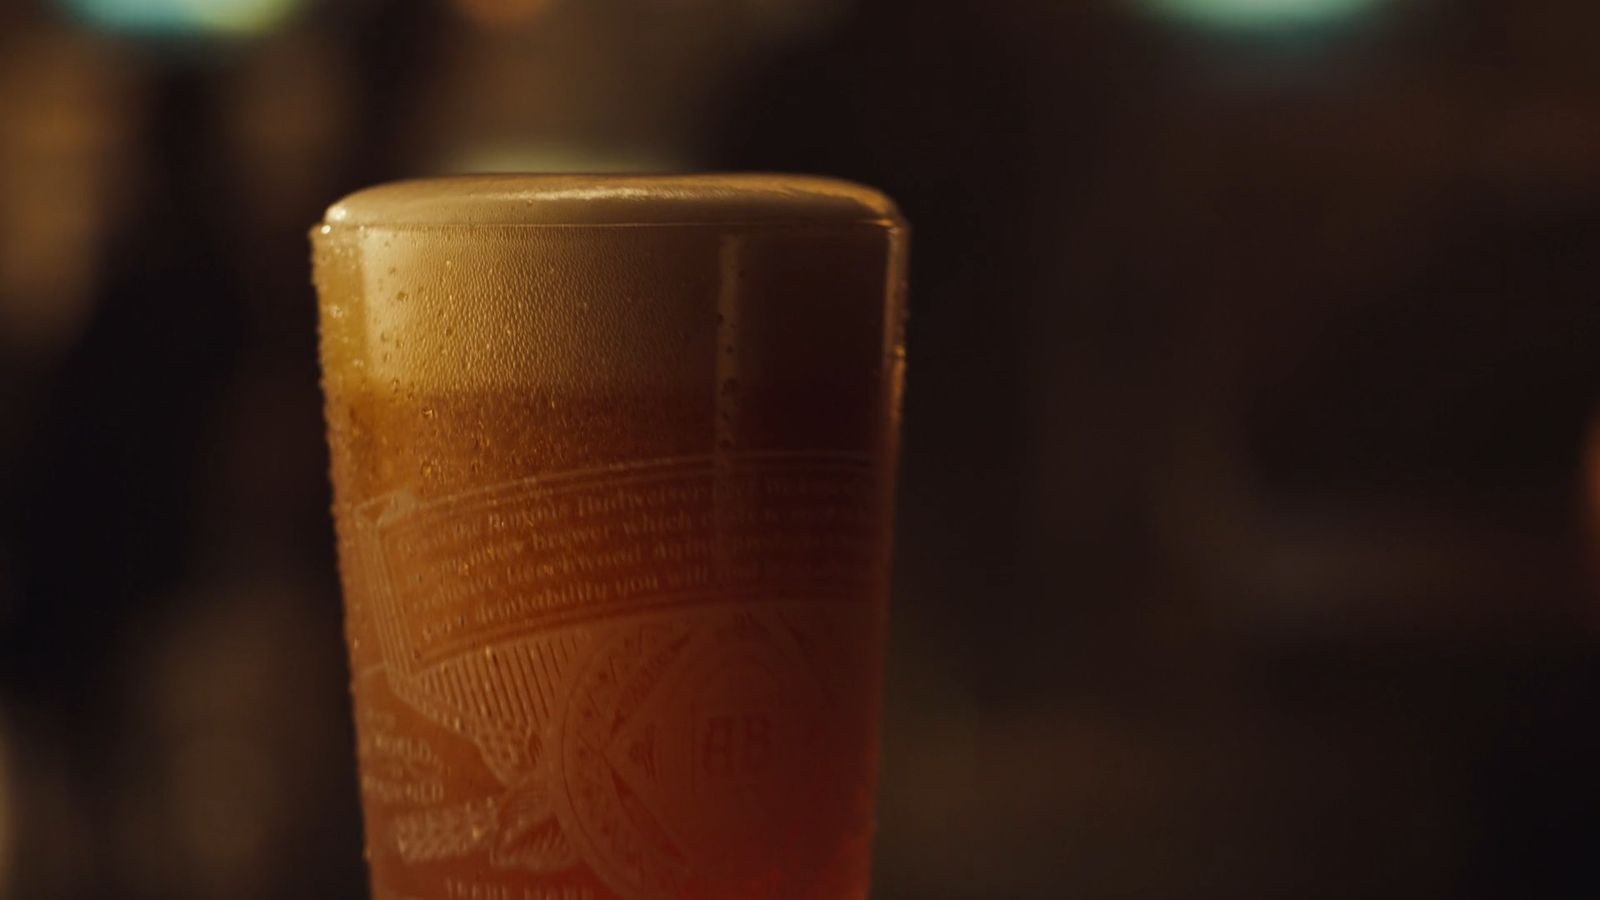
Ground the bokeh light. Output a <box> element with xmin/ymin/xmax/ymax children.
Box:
<box><xmin>1138</xmin><ymin>0</ymin><xmax>1386</xmax><ymax>32</ymax></box>
<box><xmin>0</xmin><ymin>32</ymin><xmax>134</xmax><ymax>360</ymax></box>
<box><xmin>59</xmin><ymin>0</ymin><xmax>304</xmax><ymax>37</ymax></box>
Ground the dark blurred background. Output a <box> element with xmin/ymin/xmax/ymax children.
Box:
<box><xmin>3</xmin><ymin>0</ymin><xmax>1600</xmax><ymax>897</ymax></box>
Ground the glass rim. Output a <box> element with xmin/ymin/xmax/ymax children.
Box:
<box><xmin>314</xmin><ymin>172</ymin><xmax>906</xmax><ymax>232</ymax></box>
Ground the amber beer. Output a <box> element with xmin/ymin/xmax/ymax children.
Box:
<box><xmin>312</xmin><ymin>175</ymin><xmax>907</xmax><ymax>900</ymax></box>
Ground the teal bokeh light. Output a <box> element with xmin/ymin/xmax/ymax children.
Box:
<box><xmin>1139</xmin><ymin>0</ymin><xmax>1386</xmax><ymax>31</ymax></box>
<box><xmin>59</xmin><ymin>0</ymin><xmax>303</xmax><ymax>37</ymax></box>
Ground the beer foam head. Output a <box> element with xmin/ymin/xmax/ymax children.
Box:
<box><xmin>313</xmin><ymin>175</ymin><xmax>903</xmax><ymax>397</ymax></box>
<box><xmin>323</xmin><ymin>173</ymin><xmax>902</xmax><ymax>229</ymax></box>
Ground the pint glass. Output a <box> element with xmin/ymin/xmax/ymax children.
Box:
<box><xmin>311</xmin><ymin>175</ymin><xmax>907</xmax><ymax>900</ymax></box>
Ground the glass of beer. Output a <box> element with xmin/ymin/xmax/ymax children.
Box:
<box><xmin>311</xmin><ymin>175</ymin><xmax>907</xmax><ymax>900</ymax></box>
